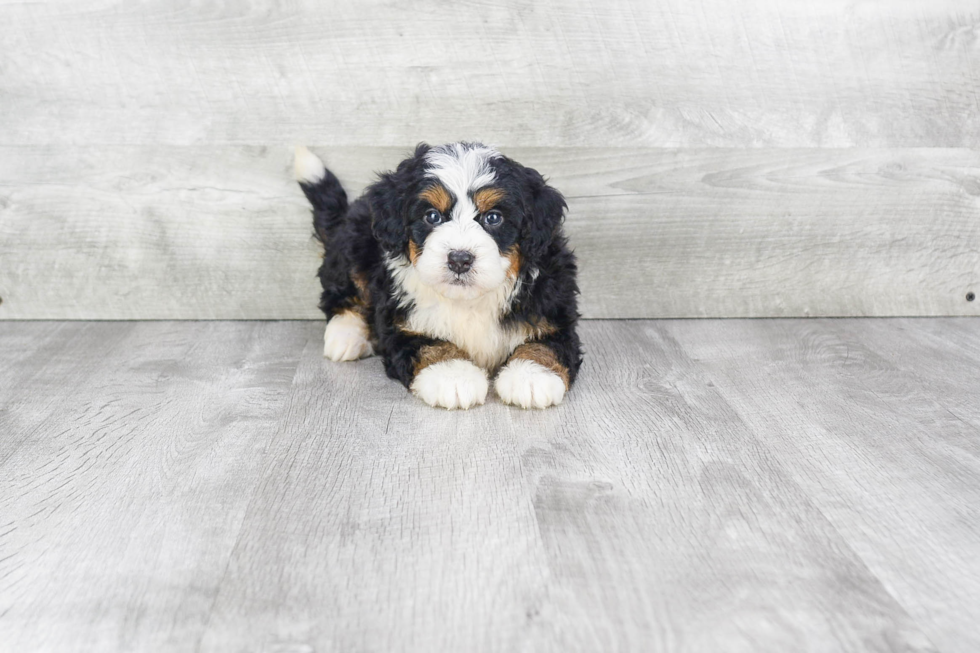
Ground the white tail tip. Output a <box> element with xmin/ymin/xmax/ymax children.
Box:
<box><xmin>293</xmin><ymin>145</ymin><xmax>326</xmax><ymax>184</ymax></box>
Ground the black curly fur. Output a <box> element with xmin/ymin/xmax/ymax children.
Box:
<box><xmin>303</xmin><ymin>143</ymin><xmax>583</xmax><ymax>391</ymax></box>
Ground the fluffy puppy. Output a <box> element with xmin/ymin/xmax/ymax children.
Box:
<box><xmin>295</xmin><ymin>142</ymin><xmax>582</xmax><ymax>409</ymax></box>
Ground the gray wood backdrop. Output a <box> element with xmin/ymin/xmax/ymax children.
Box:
<box><xmin>1</xmin><ymin>0</ymin><xmax>978</xmax><ymax>319</ymax></box>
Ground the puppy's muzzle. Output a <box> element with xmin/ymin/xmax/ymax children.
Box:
<box><xmin>447</xmin><ymin>250</ymin><xmax>475</xmax><ymax>275</ymax></box>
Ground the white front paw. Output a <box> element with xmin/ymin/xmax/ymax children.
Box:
<box><xmin>323</xmin><ymin>312</ymin><xmax>373</xmax><ymax>361</ymax></box>
<box><xmin>411</xmin><ymin>359</ymin><xmax>489</xmax><ymax>410</ymax></box>
<box><xmin>495</xmin><ymin>359</ymin><xmax>566</xmax><ymax>409</ymax></box>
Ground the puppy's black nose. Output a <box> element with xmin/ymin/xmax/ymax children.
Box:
<box><xmin>447</xmin><ymin>250</ymin><xmax>475</xmax><ymax>274</ymax></box>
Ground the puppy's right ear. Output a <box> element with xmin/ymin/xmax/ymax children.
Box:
<box><xmin>368</xmin><ymin>144</ymin><xmax>430</xmax><ymax>254</ymax></box>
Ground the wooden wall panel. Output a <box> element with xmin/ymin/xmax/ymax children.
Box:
<box><xmin>1</xmin><ymin>146</ymin><xmax>977</xmax><ymax>319</ymax></box>
<box><xmin>0</xmin><ymin>0</ymin><xmax>978</xmax><ymax>147</ymax></box>
<box><xmin>1</xmin><ymin>1</ymin><xmax>977</xmax><ymax>318</ymax></box>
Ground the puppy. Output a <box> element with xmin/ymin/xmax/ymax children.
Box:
<box><xmin>295</xmin><ymin>142</ymin><xmax>582</xmax><ymax>409</ymax></box>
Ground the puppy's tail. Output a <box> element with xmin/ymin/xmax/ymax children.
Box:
<box><xmin>294</xmin><ymin>146</ymin><xmax>348</xmax><ymax>241</ymax></box>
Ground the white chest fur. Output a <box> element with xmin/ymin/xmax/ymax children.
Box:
<box><xmin>387</xmin><ymin>256</ymin><xmax>531</xmax><ymax>370</ymax></box>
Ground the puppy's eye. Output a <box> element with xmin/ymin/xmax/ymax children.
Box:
<box><xmin>424</xmin><ymin>209</ymin><xmax>443</xmax><ymax>226</ymax></box>
<box><xmin>482</xmin><ymin>210</ymin><xmax>503</xmax><ymax>227</ymax></box>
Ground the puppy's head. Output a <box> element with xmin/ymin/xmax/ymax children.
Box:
<box><xmin>369</xmin><ymin>142</ymin><xmax>566</xmax><ymax>301</ymax></box>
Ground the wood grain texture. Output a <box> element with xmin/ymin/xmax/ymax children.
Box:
<box><xmin>831</xmin><ymin>317</ymin><xmax>980</xmax><ymax>421</ymax></box>
<box><xmin>0</xmin><ymin>321</ymin><xmax>308</xmax><ymax>652</ymax></box>
<box><xmin>198</xmin><ymin>319</ymin><xmax>928</xmax><ymax>652</ymax></box>
<box><xmin>6</xmin><ymin>319</ymin><xmax>979</xmax><ymax>651</ymax></box>
<box><xmin>1</xmin><ymin>146</ymin><xmax>978</xmax><ymax>319</ymax></box>
<box><xmin>0</xmin><ymin>0</ymin><xmax>978</xmax><ymax>147</ymax></box>
<box><xmin>666</xmin><ymin>318</ymin><xmax>980</xmax><ymax>653</ymax></box>
<box><xmin>0</xmin><ymin>322</ymin><xmax>137</xmax><ymax>465</ymax></box>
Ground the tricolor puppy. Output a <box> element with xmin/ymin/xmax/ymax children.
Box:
<box><xmin>295</xmin><ymin>142</ymin><xmax>582</xmax><ymax>409</ymax></box>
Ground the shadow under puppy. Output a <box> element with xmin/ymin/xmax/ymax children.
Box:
<box><xmin>295</xmin><ymin>142</ymin><xmax>582</xmax><ymax>409</ymax></box>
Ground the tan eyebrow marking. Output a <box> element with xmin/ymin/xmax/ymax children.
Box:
<box><xmin>419</xmin><ymin>184</ymin><xmax>452</xmax><ymax>214</ymax></box>
<box><xmin>473</xmin><ymin>187</ymin><xmax>505</xmax><ymax>213</ymax></box>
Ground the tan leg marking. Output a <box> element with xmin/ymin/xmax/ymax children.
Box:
<box><xmin>508</xmin><ymin>342</ymin><xmax>569</xmax><ymax>389</ymax></box>
<box><xmin>415</xmin><ymin>341</ymin><xmax>469</xmax><ymax>376</ymax></box>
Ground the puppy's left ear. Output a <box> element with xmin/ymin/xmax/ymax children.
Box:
<box><xmin>523</xmin><ymin>170</ymin><xmax>567</xmax><ymax>261</ymax></box>
<box><xmin>368</xmin><ymin>143</ymin><xmax>431</xmax><ymax>253</ymax></box>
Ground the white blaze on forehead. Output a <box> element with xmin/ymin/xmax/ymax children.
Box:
<box><xmin>424</xmin><ymin>143</ymin><xmax>500</xmax><ymax>209</ymax></box>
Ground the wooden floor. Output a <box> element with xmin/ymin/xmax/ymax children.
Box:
<box><xmin>1</xmin><ymin>319</ymin><xmax>978</xmax><ymax>653</ymax></box>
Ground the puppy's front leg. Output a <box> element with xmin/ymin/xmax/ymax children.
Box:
<box><xmin>411</xmin><ymin>342</ymin><xmax>489</xmax><ymax>410</ymax></box>
<box><xmin>495</xmin><ymin>341</ymin><xmax>574</xmax><ymax>409</ymax></box>
<box><xmin>382</xmin><ymin>332</ymin><xmax>487</xmax><ymax>410</ymax></box>
<box><xmin>323</xmin><ymin>309</ymin><xmax>374</xmax><ymax>361</ymax></box>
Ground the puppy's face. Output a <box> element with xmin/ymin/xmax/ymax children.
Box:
<box><xmin>370</xmin><ymin>143</ymin><xmax>565</xmax><ymax>301</ymax></box>
<box><xmin>409</xmin><ymin>145</ymin><xmax>520</xmax><ymax>300</ymax></box>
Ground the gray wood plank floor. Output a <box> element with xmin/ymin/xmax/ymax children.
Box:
<box><xmin>1</xmin><ymin>319</ymin><xmax>977</xmax><ymax>653</ymax></box>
